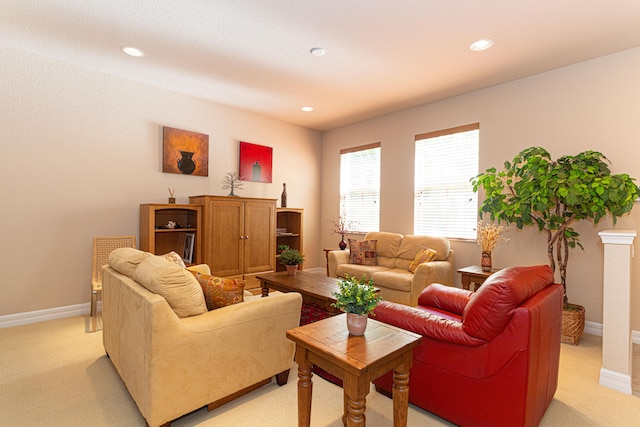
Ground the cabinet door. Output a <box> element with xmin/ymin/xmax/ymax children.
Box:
<box><xmin>207</xmin><ymin>199</ymin><xmax>245</xmax><ymax>277</ymax></box>
<box><xmin>244</xmin><ymin>200</ymin><xmax>275</xmax><ymax>274</ymax></box>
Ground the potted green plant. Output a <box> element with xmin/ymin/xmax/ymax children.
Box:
<box><xmin>278</xmin><ymin>247</ymin><xmax>305</xmax><ymax>275</ymax></box>
<box><xmin>472</xmin><ymin>146</ymin><xmax>639</xmax><ymax>344</ymax></box>
<box><xmin>331</xmin><ymin>274</ymin><xmax>383</xmax><ymax>336</ymax></box>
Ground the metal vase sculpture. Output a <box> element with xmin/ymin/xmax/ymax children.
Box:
<box><xmin>346</xmin><ymin>313</ymin><xmax>368</xmax><ymax>336</ymax></box>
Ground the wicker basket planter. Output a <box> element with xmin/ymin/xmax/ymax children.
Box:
<box><xmin>561</xmin><ymin>303</ymin><xmax>585</xmax><ymax>345</ymax></box>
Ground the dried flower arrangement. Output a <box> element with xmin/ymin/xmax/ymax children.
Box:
<box><xmin>477</xmin><ymin>221</ymin><xmax>509</xmax><ymax>252</ymax></box>
<box><xmin>329</xmin><ymin>216</ymin><xmax>359</xmax><ymax>235</ymax></box>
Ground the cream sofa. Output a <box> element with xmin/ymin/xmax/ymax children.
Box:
<box><xmin>328</xmin><ymin>232</ymin><xmax>454</xmax><ymax>306</ymax></box>
<box><xmin>102</xmin><ymin>248</ymin><xmax>302</xmax><ymax>427</ymax></box>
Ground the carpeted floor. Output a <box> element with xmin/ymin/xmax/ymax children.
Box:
<box><xmin>1</xmin><ymin>315</ymin><xmax>639</xmax><ymax>426</ymax></box>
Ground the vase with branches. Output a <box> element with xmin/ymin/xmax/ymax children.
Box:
<box><xmin>329</xmin><ymin>216</ymin><xmax>358</xmax><ymax>250</ymax></box>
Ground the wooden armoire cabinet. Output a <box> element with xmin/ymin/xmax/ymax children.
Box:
<box><xmin>189</xmin><ymin>195</ymin><xmax>276</xmax><ymax>293</ymax></box>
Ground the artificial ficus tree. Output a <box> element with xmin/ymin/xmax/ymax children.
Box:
<box><xmin>471</xmin><ymin>146</ymin><xmax>639</xmax><ymax>306</ymax></box>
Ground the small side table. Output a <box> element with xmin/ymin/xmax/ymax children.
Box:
<box><xmin>457</xmin><ymin>265</ymin><xmax>500</xmax><ymax>291</ymax></box>
<box><xmin>323</xmin><ymin>248</ymin><xmax>339</xmax><ymax>276</ymax></box>
<box><xmin>287</xmin><ymin>315</ymin><xmax>422</xmax><ymax>426</ymax></box>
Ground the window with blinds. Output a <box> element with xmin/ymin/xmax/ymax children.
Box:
<box><xmin>340</xmin><ymin>143</ymin><xmax>381</xmax><ymax>232</ymax></box>
<box><xmin>414</xmin><ymin>124</ymin><xmax>479</xmax><ymax>240</ymax></box>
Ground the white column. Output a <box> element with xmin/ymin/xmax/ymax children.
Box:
<box><xmin>598</xmin><ymin>229</ymin><xmax>636</xmax><ymax>395</ymax></box>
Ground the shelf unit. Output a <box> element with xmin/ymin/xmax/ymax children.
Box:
<box><xmin>276</xmin><ymin>208</ymin><xmax>304</xmax><ymax>272</ymax></box>
<box><xmin>140</xmin><ymin>204</ymin><xmax>202</xmax><ymax>264</ymax></box>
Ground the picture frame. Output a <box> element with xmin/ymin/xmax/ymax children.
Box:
<box><xmin>183</xmin><ymin>233</ymin><xmax>195</xmax><ymax>264</ymax></box>
<box><xmin>239</xmin><ymin>141</ymin><xmax>272</xmax><ymax>183</ymax></box>
<box><xmin>162</xmin><ymin>126</ymin><xmax>209</xmax><ymax>176</ymax></box>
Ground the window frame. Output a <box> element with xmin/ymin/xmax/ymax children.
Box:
<box><xmin>339</xmin><ymin>142</ymin><xmax>381</xmax><ymax>233</ymax></box>
<box><xmin>414</xmin><ymin>123</ymin><xmax>479</xmax><ymax>240</ymax></box>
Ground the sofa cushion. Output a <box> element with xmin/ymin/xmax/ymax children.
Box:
<box><xmin>462</xmin><ymin>265</ymin><xmax>554</xmax><ymax>341</ymax></box>
<box><xmin>190</xmin><ymin>272</ymin><xmax>245</xmax><ymax>311</ymax></box>
<box><xmin>108</xmin><ymin>247</ymin><xmax>153</xmax><ymax>278</ymax></box>
<box><xmin>133</xmin><ymin>255</ymin><xmax>208</xmax><ymax>318</ymax></box>
<box><xmin>396</xmin><ymin>235</ymin><xmax>451</xmax><ymax>271</ymax></box>
<box><xmin>364</xmin><ymin>231</ymin><xmax>402</xmax><ymax>268</ymax></box>
<box><xmin>349</xmin><ymin>239</ymin><xmax>378</xmax><ymax>265</ymax></box>
<box><xmin>409</xmin><ymin>246</ymin><xmax>437</xmax><ymax>273</ymax></box>
<box><xmin>370</xmin><ymin>269</ymin><xmax>414</xmax><ymax>292</ymax></box>
<box><xmin>336</xmin><ymin>264</ymin><xmax>388</xmax><ymax>281</ymax></box>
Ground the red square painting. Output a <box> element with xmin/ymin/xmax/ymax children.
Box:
<box><xmin>239</xmin><ymin>141</ymin><xmax>272</xmax><ymax>183</ymax></box>
<box><xmin>163</xmin><ymin>126</ymin><xmax>209</xmax><ymax>176</ymax></box>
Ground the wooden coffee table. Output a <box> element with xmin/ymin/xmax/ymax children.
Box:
<box><xmin>257</xmin><ymin>271</ymin><xmax>346</xmax><ymax>313</ymax></box>
<box><xmin>286</xmin><ymin>314</ymin><xmax>422</xmax><ymax>426</ymax></box>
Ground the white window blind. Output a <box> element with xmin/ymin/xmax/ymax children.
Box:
<box><xmin>414</xmin><ymin>124</ymin><xmax>479</xmax><ymax>239</ymax></box>
<box><xmin>340</xmin><ymin>143</ymin><xmax>380</xmax><ymax>232</ymax></box>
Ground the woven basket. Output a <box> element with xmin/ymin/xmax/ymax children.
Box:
<box><xmin>561</xmin><ymin>303</ymin><xmax>585</xmax><ymax>345</ymax></box>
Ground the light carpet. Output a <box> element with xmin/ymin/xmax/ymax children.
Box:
<box><xmin>1</xmin><ymin>315</ymin><xmax>639</xmax><ymax>426</ymax></box>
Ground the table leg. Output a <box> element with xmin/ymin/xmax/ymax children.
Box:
<box><xmin>461</xmin><ymin>275</ymin><xmax>471</xmax><ymax>291</ymax></box>
<box><xmin>260</xmin><ymin>280</ymin><xmax>269</xmax><ymax>297</ymax></box>
<box><xmin>343</xmin><ymin>373</ymin><xmax>368</xmax><ymax>426</ymax></box>
<box><xmin>295</xmin><ymin>347</ymin><xmax>313</xmax><ymax>427</ymax></box>
<box><xmin>392</xmin><ymin>352</ymin><xmax>412</xmax><ymax>427</ymax></box>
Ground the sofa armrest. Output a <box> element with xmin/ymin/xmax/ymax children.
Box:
<box><xmin>373</xmin><ymin>301</ymin><xmax>485</xmax><ymax>346</ymax></box>
<box><xmin>186</xmin><ymin>264</ymin><xmax>211</xmax><ymax>275</ymax></box>
<box><xmin>413</xmin><ymin>258</ymin><xmax>454</xmax><ymax>287</ymax></box>
<box><xmin>418</xmin><ymin>283</ymin><xmax>473</xmax><ymax>315</ymax></box>
<box><xmin>327</xmin><ymin>250</ymin><xmax>350</xmax><ymax>277</ymax></box>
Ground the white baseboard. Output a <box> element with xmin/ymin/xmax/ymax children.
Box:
<box><xmin>0</xmin><ymin>303</ymin><xmax>91</xmax><ymax>328</ymax></box>
<box><xmin>599</xmin><ymin>367</ymin><xmax>633</xmax><ymax>395</ymax></box>
<box><xmin>2</xmin><ymin>304</ymin><xmax>640</xmax><ymax>344</ymax></box>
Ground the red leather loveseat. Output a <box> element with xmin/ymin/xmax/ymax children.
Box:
<box><xmin>372</xmin><ymin>265</ymin><xmax>563</xmax><ymax>427</ymax></box>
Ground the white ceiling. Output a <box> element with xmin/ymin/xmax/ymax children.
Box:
<box><xmin>2</xmin><ymin>1</ymin><xmax>640</xmax><ymax>131</ymax></box>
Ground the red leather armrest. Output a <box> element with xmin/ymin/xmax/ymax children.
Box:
<box><xmin>373</xmin><ymin>301</ymin><xmax>485</xmax><ymax>346</ymax></box>
<box><xmin>418</xmin><ymin>283</ymin><xmax>473</xmax><ymax>316</ymax></box>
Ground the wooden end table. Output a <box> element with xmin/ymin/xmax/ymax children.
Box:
<box><xmin>323</xmin><ymin>248</ymin><xmax>339</xmax><ymax>276</ymax></box>
<box><xmin>286</xmin><ymin>314</ymin><xmax>422</xmax><ymax>427</ymax></box>
<box><xmin>257</xmin><ymin>271</ymin><xmax>378</xmax><ymax>315</ymax></box>
<box><xmin>457</xmin><ymin>265</ymin><xmax>500</xmax><ymax>291</ymax></box>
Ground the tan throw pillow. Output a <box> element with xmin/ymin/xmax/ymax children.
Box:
<box><xmin>163</xmin><ymin>251</ymin><xmax>186</xmax><ymax>268</ymax></box>
<box><xmin>348</xmin><ymin>239</ymin><xmax>378</xmax><ymax>266</ymax></box>
<box><xmin>108</xmin><ymin>248</ymin><xmax>153</xmax><ymax>278</ymax></box>
<box><xmin>190</xmin><ymin>272</ymin><xmax>245</xmax><ymax>311</ymax></box>
<box><xmin>409</xmin><ymin>246</ymin><xmax>438</xmax><ymax>273</ymax></box>
<box><xmin>133</xmin><ymin>255</ymin><xmax>207</xmax><ymax>317</ymax></box>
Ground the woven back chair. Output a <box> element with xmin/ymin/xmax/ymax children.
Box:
<box><xmin>91</xmin><ymin>235</ymin><xmax>136</xmax><ymax>331</ymax></box>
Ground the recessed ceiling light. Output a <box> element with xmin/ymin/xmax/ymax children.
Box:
<box><xmin>121</xmin><ymin>46</ymin><xmax>145</xmax><ymax>57</ymax></box>
<box><xmin>470</xmin><ymin>39</ymin><xmax>494</xmax><ymax>51</ymax></box>
<box><xmin>310</xmin><ymin>47</ymin><xmax>325</xmax><ymax>57</ymax></box>
<box><xmin>301</xmin><ymin>106</ymin><xmax>314</xmax><ymax>112</ymax></box>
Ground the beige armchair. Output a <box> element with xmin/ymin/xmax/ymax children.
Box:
<box><xmin>102</xmin><ymin>248</ymin><xmax>302</xmax><ymax>427</ymax></box>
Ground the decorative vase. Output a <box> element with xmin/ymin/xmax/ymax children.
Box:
<box><xmin>286</xmin><ymin>264</ymin><xmax>298</xmax><ymax>276</ymax></box>
<box><xmin>346</xmin><ymin>312</ymin><xmax>368</xmax><ymax>336</ymax></box>
<box><xmin>481</xmin><ymin>250</ymin><xmax>492</xmax><ymax>272</ymax></box>
<box><xmin>168</xmin><ymin>197</ymin><xmax>176</xmax><ymax>204</ymax></box>
<box><xmin>339</xmin><ymin>235</ymin><xmax>347</xmax><ymax>250</ymax></box>
<box><xmin>177</xmin><ymin>150</ymin><xmax>196</xmax><ymax>175</ymax></box>
<box><xmin>281</xmin><ymin>183</ymin><xmax>287</xmax><ymax>207</ymax></box>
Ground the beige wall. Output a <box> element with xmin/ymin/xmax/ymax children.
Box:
<box><xmin>321</xmin><ymin>47</ymin><xmax>640</xmax><ymax>330</ymax></box>
<box><xmin>0</xmin><ymin>43</ymin><xmax>322</xmax><ymax>316</ymax></box>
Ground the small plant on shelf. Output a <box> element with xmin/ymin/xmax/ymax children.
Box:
<box><xmin>331</xmin><ymin>274</ymin><xmax>382</xmax><ymax>316</ymax></box>
<box><xmin>278</xmin><ymin>247</ymin><xmax>305</xmax><ymax>266</ymax></box>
